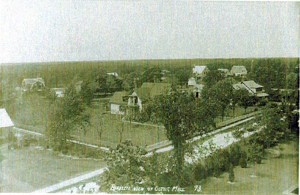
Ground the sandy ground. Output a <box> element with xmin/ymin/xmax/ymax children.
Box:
<box><xmin>0</xmin><ymin>144</ymin><xmax>105</xmax><ymax>192</ymax></box>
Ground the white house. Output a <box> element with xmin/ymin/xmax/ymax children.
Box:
<box><xmin>51</xmin><ymin>88</ymin><xmax>65</xmax><ymax>98</ymax></box>
<box><xmin>128</xmin><ymin>82</ymin><xmax>171</xmax><ymax>112</ymax></box>
<box><xmin>192</xmin><ymin>65</ymin><xmax>209</xmax><ymax>80</ymax></box>
<box><xmin>218</xmin><ymin>68</ymin><xmax>231</xmax><ymax>77</ymax></box>
<box><xmin>230</xmin><ymin>66</ymin><xmax>247</xmax><ymax>76</ymax></box>
<box><xmin>233</xmin><ymin>80</ymin><xmax>269</xmax><ymax>98</ymax></box>
<box><xmin>188</xmin><ymin>77</ymin><xmax>197</xmax><ymax>86</ymax></box>
<box><xmin>109</xmin><ymin>91</ymin><xmax>129</xmax><ymax>115</ymax></box>
<box><xmin>22</xmin><ymin>78</ymin><xmax>45</xmax><ymax>92</ymax></box>
<box><xmin>193</xmin><ymin>84</ymin><xmax>204</xmax><ymax>98</ymax></box>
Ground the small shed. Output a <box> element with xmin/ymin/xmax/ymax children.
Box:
<box><xmin>0</xmin><ymin>108</ymin><xmax>14</xmax><ymax>137</ymax></box>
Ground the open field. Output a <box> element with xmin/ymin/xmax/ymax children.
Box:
<box><xmin>5</xmin><ymin>93</ymin><xmax>262</xmax><ymax>149</ymax></box>
<box><xmin>0</xmin><ymin>144</ymin><xmax>105</xmax><ymax>192</ymax></box>
<box><xmin>5</xmin><ymin>95</ymin><xmax>167</xmax><ymax>148</ymax></box>
<box><xmin>185</xmin><ymin>139</ymin><xmax>299</xmax><ymax>194</ymax></box>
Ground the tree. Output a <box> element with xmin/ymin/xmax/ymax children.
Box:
<box><xmin>203</xmin><ymin>70</ymin><xmax>225</xmax><ymax>88</ymax></box>
<box><xmin>232</xmin><ymin>88</ymin><xmax>250</xmax><ymax>115</ymax></box>
<box><xmin>202</xmin><ymin>79</ymin><xmax>234</xmax><ymax>121</ymax></box>
<box><xmin>80</xmin><ymin>80</ymin><xmax>96</xmax><ymax>107</ymax></box>
<box><xmin>153</xmin><ymin>87</ymin><xmax>216</xmax><ymax>185</ymax></box>
<box><xmin>228</xmin><ymin>164</ymin><xmax>235</xmax><ymax>182</ymax></box>
<box><xmin>95</xmin><ymin>73</ymin><xmax>108</xmax><ymax>94</ymax></box>
<box><xmin>259</xmin><ymin>105</ymin><xmax>289</xmax><ymax>148</ymax></box>
<box><xmin>140</xmin><ymin>67</ymin><xmax>162</xmax><ymax>83</ymax></box>
<box><xmin>101</xmin><ymin>140</ymin><xmax>152</xmax><ymax>193</ymax></box>
<box><xmin>46</xmin><ymin>83</ymin><xmax>90</xmax><ymax>152</ymax></box>
<box><xmin>174</xmin><ymin>69</ymin><xmax>191</xmax><ymax>85</ymax></box>
<box><xmin>238</xmin><ymin>89</ymin><xmax>255</xmax><ymax>113</ymax></box>
<box><xmin>239</xmin><ymin>151</ymin><xmax>248</xmax><ymax>168</ymax></box>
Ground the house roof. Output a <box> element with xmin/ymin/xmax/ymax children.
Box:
<box><xmin>218</xmin><ymin>68</ymin><xmax>230</xmax><ymax>74</ymax></box>
<box><xmin>193</xmin><ymin>66</ymin><xmax>207</xmax><ymax>74</ymax></box>
<box><xmin>233</xmin><ymin>83</ymin><xmax>245</xmax><ymax>90</ymax></box>
<box><xmin>231</xmin><ymin>66</ymin><xmax>247</xmax><ymax>74</ymax></box>
<box><xmin>188</xmin><ymin>77</ymin><xmax>196</xmax><ymax>86</ymax></box>
<box><xmin>107</xmin><ymin>72</ymin><xmax>119</xmax><ymax>77</ymax></box>
<box><xmin>110</xmin><ymin>91</ymin><xmax>129</xmax><ymax>105</ymax></box>
<box><xmin>256</xmin><ymin>93</ymin><xmax>269</xmax><ymax>97</ymax></box>
<box><xmin>23</xmin><ymin>78</ymin><xmax>45</xmax><ymax>85</ymax></box>
<box><xmin>242</xmin><ymin>80</ymin><xmax>263</xmax><ymax>89</ymax></box>
<box><xmin>0</xmin><ymin>108</ymin><xmax>14</xmax><ymax>128</ymax></box>
<box><xmin>135</xmin><ymin>82</ymin><xmax>171</xmax><ymax>101</ymax></box>
<box><xmin>51</xmin><ymin>88</ymin><xmax>65</xmax><ymax>92</ymax></box>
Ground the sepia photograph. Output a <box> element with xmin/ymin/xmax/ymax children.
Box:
<box><xmin>0</xmin><ymin>1</ymin><xmax>299</xmax><ymax>194</ymax></box>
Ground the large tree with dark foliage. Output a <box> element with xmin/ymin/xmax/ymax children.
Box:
<box><xmin>153</xmin><ymin>87</ymin><xmax>217</xmax><ymax>185</ymax></box>
<box><xmin>202</xmin><ymin>79</ymin><xmax>234</xmax><ymax>121</ymax></box>
<box><xmin>46</xmin><ymin>83</ymin><xmax>90</xmax><ymax>153</ymax></box>
<box><xmin>203</xmin><ymin>70</ymin><xmax>225</xmax><ymax>88</ymax></box>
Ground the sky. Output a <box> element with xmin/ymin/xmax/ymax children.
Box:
<box><xmin>0</xmin><ymin>1</ymin><xmax>299</xmax><ymax>63</ymax></box>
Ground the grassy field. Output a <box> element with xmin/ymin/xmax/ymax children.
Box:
<box><xmin>4</xmin><ymin>93</ymin><xmax>260</xmax><ymax>149</ymax></box>
<box><xmin>1</xmin><ymin>144</ymin><xmax>105</xmax><ymax>192</ymax></box>
<box><xmin>5</xmin><ymin>95</ymin><xmax>167</xmax><ymax>148</ymax></box>
<box><xmin>72</xmin><ymin>106</ymin><xmax>167</xmax><ymax>148</ymax></box>
<box><xmin>185</xmin><ymin>139</ymin><xmax>298</xmax><ymax>194</ymax></box>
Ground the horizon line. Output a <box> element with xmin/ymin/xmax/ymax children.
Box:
<box><xmin>0</xmin><ymin>56</ymin><xmax>298</xmax><ymax>66</ymax></box>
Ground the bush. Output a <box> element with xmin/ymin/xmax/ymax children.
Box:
<box><xmin>228</xmin><ymin>164</ymin><xmax>235</xmax><ymax>182</ymax></box>
<box><xmin>239</xmin><ymin>151</ymin><xmax>248</xmax><ymax>168</ymax></box>
<box><xmin>194</xmin><ymin>162</ymin><xmax>208</xmax><ymax>181</ymax></box>
<box><xmin>229</xmin><ymin>144</ymin><xmax>242</xmax><ymax>166</ymax></box>
<box><xmin>181</xmin><ymin>166</ymin><xmax>195</xmax><ymax>187</ymax></box>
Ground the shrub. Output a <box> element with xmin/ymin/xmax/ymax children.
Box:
<box><xmin>228</xmin><ymin>164</ymin><xmax>235</xmax><ymax>182</ymax></box>
<box><xmin>229</xmin><ymin>144</ymin><xmax>242</xmax><ymax>166</ymax></box>
<box><xmin>181</xmin><ymin>166</ymin><xmax>195</xmax><ymax>187</ymax></box>
<box><xmin>194</xmin><ymin>162</ymin><xmax>208</xmax><ymax>181</ymax></box>
<box><xmin>239</xmin><ymin>151</ymin><xmax>248</xmax><ymax>168</ymax></box>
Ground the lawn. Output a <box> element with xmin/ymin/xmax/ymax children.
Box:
<box><xmin>5</xmin><ymin>95</ymin><xmax>167</xmax><ymax>148</ymax></box>
<box><xmin>0</xmin><ymin>143</ymin><xmax>106</xmax><ymax>192</ymax></box>
<box><xmin>185</xmin><ymin>139</ymin><xmax>298</xmax><ymax>194</ymax></box>
<box><xmin>72</xmin><ymin>107</ymin><xmax>167</xmax><ymax>149</ymax></box>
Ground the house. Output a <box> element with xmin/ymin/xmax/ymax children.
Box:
<box><xmin>188</xmin><ymin>77</ymin><xmax>197</xmax><ymax>86</ymax></box>
<box><xmin>128</xmin><ymin>82</ymin><xmax>171</xmax><ymax>111</ymax></box>
<box><xmin>22</xmin><ymin>78</ymin><xmax>45</xmax><ymax>92</ymax></box>
<box><xmin>0</xmin><ymin>108</ymin><xmax>14</xmax><ymax>137</ymax></box>
<box><xmin>193</xmin><ymin>84</ymin><xmax>204</xmax><ymax>98</ymax></box>
<box><xmin>51</xmin><ymin>88</ymin><xmax>65</xmax><ymax>98</ymax></box>
<box><xmin>218</xmin><ymin>68</ymin><xmax>231</xmax><ymax>77</ymax></box>
<box><xmin>192</xmin><ymin>65</ymin><xmax>209</xmax><ymax>80</ymax></box>
<box><xmin>230</xmin><ymin>66</ymin><xmax>247</xmax><ymax>76</ymax></box>
<box><xmin>233</xmin><ymin>80</ymin><xmax>269</xmax><ymax>98</ymax></box>
<box><xmin>109</xmin><ymin>91</ymin><xmax>129</xmax><ymax>115</ymax></box>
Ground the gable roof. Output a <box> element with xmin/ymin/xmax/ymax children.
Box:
<box><xmin>188</xmin><ymin>77</ymin><xmax>197</xmax><ymax>86</ymax></box>
<box><xmin>0</xmin><ymin>108</ymin><xmax>14</xmax><ymax>128</ymax></box>
<box><xmin>218</xmin><ymin>68</ymin><xmax>230</xmax><ymax>75</ymax></box>
<box><xmin>110</xmin><ymin>91</ymin><xmax>129</xmax><ymax>105</ymax></box>
<box><xmin>193</xmin><ymin>66</ymin><xmax>207</xmax><ymax>74</ymax></box>
<box><xmin>231</xmin><ymin>66</ymin><xmax>247</xmax><ymax>74</ymax></box>
<box><xmin>135</xmin><ymin>82</ymin><xmax>171</xmax><ymax>101</ymax></box>
<box><xmin>242</xmin><ymin>80</ymin><xmax>263</xmax><ymax>89</ymax></box>
<box><xmin>233</xmin><ymin>80</ymin><xmax>264</xmax><ymax>95</ymax></box>
<box><xmin>22</xmin><ymin>78</ymin><xmax>45</xmax><ymax>85</ymax></box>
